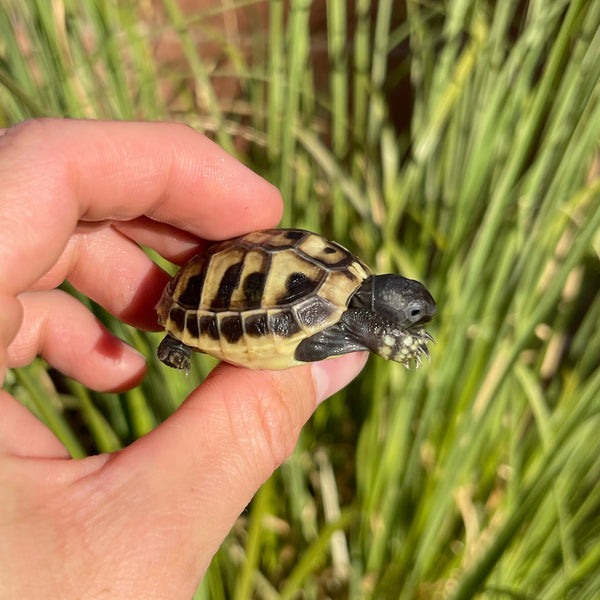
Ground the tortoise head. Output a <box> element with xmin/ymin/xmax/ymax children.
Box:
<box><xmin>350</xmin><ymin>274</ymin><xmax>437</xmax><ymax>329</ymax></box>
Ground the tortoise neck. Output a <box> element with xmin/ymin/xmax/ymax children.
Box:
<box><xmin>348</xmin><ymin>275</ymin><xmax>376</xmax><ymax>311</ymax></box>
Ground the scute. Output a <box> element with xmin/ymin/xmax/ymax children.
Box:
<box><xmin>230</xmin><ymin>249</ymin><xmax>270</xmax><ymax>310</ymax></box>
<box><xmin>211</xmin><ymin>261</ymin><xmax>244</xmax><ymax>310</ymax></box>
<box><xmin>220</xmin><ymin>314</ymin><xmax>244</xmax><ymax>343</ymax></box>
<box><xmin>296</xmin><ymin>296</ymin><xmax>338</xmax><ymax>329</ymax></box>
<box><xmin>279</xmin><ymin>272</ymin><xmax>319</xmax><ymax>305</ymax></box>
<box><xmin>159</xmin><ymin>228</ymin><xmax>373</xmax><ymax>369</ymax></box>
<box><xmin>199</xmin><ymin>314</ymin><xmax>219</xmax><ymax>340</ymax></box>
<box><xmin>242</xmin><ymin>271</ymin><xmax>267</xmax><ymax>308</ymax></box>
<box><xmin>269</xmin><ymin>309</ymin><xmax>301</xmax><ymax>337</ymax></box>
<box><xmin>245</xmin><ymin>312</ymin><xmax>269</xmax><ymax>336</ymax></box>
<box><xmin>202</xmin><ymin>248</ymin><xmax>246</xmax><ymax>310</ymax></box>
<box><xmin>297</xmin><ymin>234</ymin><xmax>354</xmax><ymax>268</ymax></box>
<box><xmin>177</xmin><ymin>272</ymin><xmax>205</xmax><ymax>309</ymax></box>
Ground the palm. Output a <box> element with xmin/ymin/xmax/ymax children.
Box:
<box><xmin>0</xmin><ymin>119</ymin><xmax>365</xmax><ymax>599</ymax></box>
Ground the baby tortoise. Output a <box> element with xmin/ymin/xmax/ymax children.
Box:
<box><xmin>156</xmin><ymin>228</ymin><xmax>436</xmax><ymax>372</ymax></box>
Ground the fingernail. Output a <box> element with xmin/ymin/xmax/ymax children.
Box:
<box><xmin>311</xmin><ymin>352</ymin><xmax>368</xmax><ymax>405</ymax></box>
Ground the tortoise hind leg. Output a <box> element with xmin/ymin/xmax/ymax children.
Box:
<box><xmin>157</xmin><ymin>334</ymin><xmax>193</xmax><ymax>374</ymax></box>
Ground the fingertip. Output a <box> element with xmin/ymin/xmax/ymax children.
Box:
<box><xmin>244</xmin><ymin>179</ymin><xmax>283</xmax><ymax>232</ymax></box>
<box><xmin>311</xmin><ymin>352</ymin><xmax>369</xmax><ymax>405</ymax></box>
<box><xmin>93</xmin><ymin>333</ymin><xmax>148</xmax><ymax>393</ymax></box>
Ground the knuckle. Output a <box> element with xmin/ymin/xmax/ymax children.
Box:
<box><xmin>251</xmin><ymin>372</ymin><xmax>298</xmax><ymax>469</ymax></box>
<box><xmin>216</xmin><ymin>367</ymin><xmax>313</xmax><ymax>473</ymax></box>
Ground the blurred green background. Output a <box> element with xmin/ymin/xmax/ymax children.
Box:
<box><xmin>2</xmin><ymin>1</ymin><xmax>600</xmax><ymax>598</ymax></box>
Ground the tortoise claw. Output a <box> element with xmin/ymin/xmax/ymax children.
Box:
<box><xmin>421</xmin><ymin>330</ymin><xmax>435</xmax><ymax>344</ymax></box>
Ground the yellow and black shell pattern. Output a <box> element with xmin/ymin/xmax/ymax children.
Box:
<box><xmin>156</xmin><ymin>229</ymin><xmax>372</xmax><ymax>369</ymax></box>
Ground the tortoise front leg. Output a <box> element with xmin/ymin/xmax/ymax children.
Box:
<box><xmin>294</xmin><ymin>310</ymin><xmax>373</xmax><ymax>363</ymax></box>
<box><xmin>338</xmin><ymin>308</ymin><xmax>432</xmax><ymax>365</ymax></box>
<box><xmin>295</xmin><ymin>309</ymin><xmax>426</xmax><ymax>365</ymax></box>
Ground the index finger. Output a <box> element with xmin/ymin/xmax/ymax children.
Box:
<box><xmin>0</xmin><ymin>119</ymin><xmax>283</xmax><ymax>297</ymax></box>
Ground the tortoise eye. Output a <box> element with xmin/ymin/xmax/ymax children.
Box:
<box><xmin>407</xmin><ymin>302</ymin><xmax>425</xmax><ymax>322</ymax></box>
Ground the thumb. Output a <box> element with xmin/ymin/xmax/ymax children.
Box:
<box><xmin>97</xmin><ymin>352</ymin><xmax>367</xmax><ymax>577</ymax></box>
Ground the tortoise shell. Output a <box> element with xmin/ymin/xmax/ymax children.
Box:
<box><xmin>156</xmin><ymin>228</ymin><xmax>373</xmax><ymax>370</ymax></box>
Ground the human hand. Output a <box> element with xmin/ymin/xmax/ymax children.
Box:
<box><xmin>0</xmin><ymin>119</ymin><xmax>367</xmax><ymax>599</ymax></box>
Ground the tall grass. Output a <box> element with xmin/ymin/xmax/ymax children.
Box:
<box><xmin>1</xmin><ymin>0</ymin><xmax>600</xmax><ymax>597</ymax></box>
